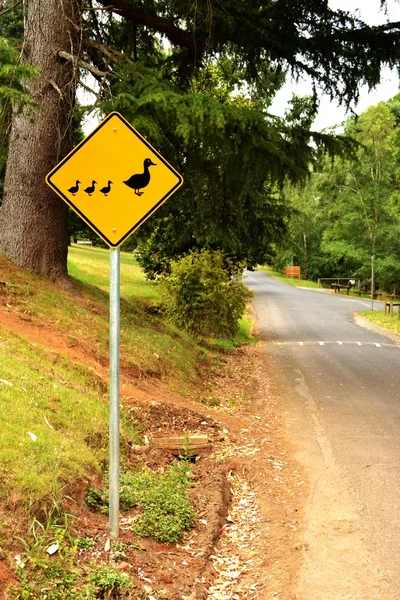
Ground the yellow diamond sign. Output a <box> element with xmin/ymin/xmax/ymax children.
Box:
<box><xmin>46</xmin><ymin>112</ymin><xmax>183</xmax><ymax>248</ymax></box>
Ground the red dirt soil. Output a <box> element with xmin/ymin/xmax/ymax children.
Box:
<box><xmin>0</xmin><ymin>289</ymin><xmax>307</xmax><ymax>599</ymax></box>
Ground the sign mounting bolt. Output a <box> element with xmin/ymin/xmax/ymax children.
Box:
<box><xmin>113</xmin><ymin>128</ymin><xmax>117</xmax><ymax>132</ymax></box>
<box><xmin>112</xmin><ymin>228</ymin><xmax>117</xmax><ymax>232</ymax></box>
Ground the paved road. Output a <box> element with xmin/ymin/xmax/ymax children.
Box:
<box><xmin>246</xmin><ymin>271</ymin><xmax>400</xmax><ymax>600</ymax></box>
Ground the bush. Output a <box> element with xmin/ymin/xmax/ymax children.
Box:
<box><xmin>90</xmin><ymin>567</ymin><xmax>130</xmax><ymax>595</ymax></box>
<box><xmin>160</xmin><ymin>250</ymin><xmax>253</xmax><ymax>338</ymax></box>
<box><xmin>86</xmin><ymin>462</ymin><xmax>195</xmax><ymax>543</ymax></box>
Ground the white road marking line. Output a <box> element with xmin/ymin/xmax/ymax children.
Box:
<box><xmin>272</xmin><ymin>341</ymin><xmax>397</xmax><ymax>348</ymax></box>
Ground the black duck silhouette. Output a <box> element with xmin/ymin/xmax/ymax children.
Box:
<box><xmin>123</xmin><ymin>158</ymin><xmax>156</xmax><ymax>196</ymax></box>
<box><xmin>68</xmin><ymin>180</ymin><xmax>81</xmax><ymax>195</ymax></box>
<box><xmin>84</xmin><ymin>180</ymin><xmax>97</xmax><ymax>196</ymax></box>
<box><xmin>100</xmin><ymin>181</ymin><xmax>113</xmax><ymax>196</ymax></box>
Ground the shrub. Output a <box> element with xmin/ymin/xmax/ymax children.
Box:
<box><xmin>90</xmin><ymin>567</ymin><xmax>130</xmax><ymax>595</ymax></box>
<box><xmin>85</xmin><ymin>462</ymin><xmax>195</xmax><ymax>543</ymax></box>
<box><xmin>160</xmin><ymin>250</ymin><xmax>253</xmax><ymax>337</ymax></box>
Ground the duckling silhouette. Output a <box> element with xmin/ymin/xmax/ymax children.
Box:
<box><xmin>123</xmin><ymin>158</ymin><xmax>156</xmax><ymax>196</ymax></box>
<box><xmin>84</xmin><ymin>180</ymin><xmax>97</xmax><ymax>196</ymax></box>
<box><xmin>100</xmin><ymin>181</ymin><xmax>113</xmax><ymax>196</ymax></box>
<box><xmin>67</xmin><ymin>180</ymin><xmax>81</xmax><ymax>195</ymax></box>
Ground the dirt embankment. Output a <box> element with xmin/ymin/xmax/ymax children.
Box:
<box><xmin>0</xmin><ymin>298</ymin><xmax>307</xmax><ymax>599</ymax></box>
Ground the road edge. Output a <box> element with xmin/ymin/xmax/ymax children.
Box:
<box><xmin>353</xmin><ymin>313</ymin><xmax>400</xmax><ymax>346</ymax></box>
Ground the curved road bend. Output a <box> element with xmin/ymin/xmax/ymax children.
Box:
<box><xmin>245</xmin><ymin>270</ymin><xmax>400</xmax><ymax>600</ymax></box>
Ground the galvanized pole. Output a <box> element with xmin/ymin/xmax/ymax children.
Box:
<box><xmin>109</xmin><ymin>247</ymin><xmax>120</xmax><ymax>539</ymax></box>
<box><xmin>371</xmin><ymin>254</ymin><xmax>375</xmax><ymax>312</ymax></box>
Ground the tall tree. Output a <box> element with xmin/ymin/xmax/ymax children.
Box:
<box><xmin>0</xmin><ymin>0</ymin><xmax>81</xmax><ymax>281</ymax></box>
<box><xmin>2</xmin><ymin>0</ymin><xmax>400</xmax><ymax>280</ymax></box>
<box><xmin>321</xmin><ymin>103</ymin><xmax>400</xmax><ymax>288</ymax></box>
<box><xmin>277</xmin><ymin>100</ymin><xmax>400</xmax><ymax>290</ymax></box>
<box><xmin>0</xmin><ymin>36</ymin><xmax>36</xmax><ymax>201</ymax></box>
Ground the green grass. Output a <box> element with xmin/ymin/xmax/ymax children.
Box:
<box><xmin>258</xmin><ymin>265</ymin><xmax>319</xmax><ymax>288</ymax></box>
<box><xmin>0</xmin><ymin>247</ymin><xmax>201</xmax><ymax>514</ymax></box>
<box><xmin>68</xmin><ymin>245</ymin><xmax>159</xmax><ymax>302</ymax></box>
<box><xmin>211</xmin><ymin>316</ymin><xmax>258</xmax><ymax>350</ymax></box>
<box><xmin>0</xmin><ymin>245</ymin><xmax>257</xmax><ymax>598</ymax></box>
<box><xmin>0</xmin><ymin>245</ymin><xmax>251</xmax><ymax>512</ymax></box>
<box><xmin>358</xmin><ymin>309</ymin><xmax>400</xmax><ymax>335</ymax></box>
<box><xmin>2</xmin><ymin>247</ymin><xmax>203</xmax><ymax>385</ymax></box>
<box><xmin>0</xmin><ymin>329</ymin><xmax>110</xmax><ymax>508</ymax></box>
<box><xmin>68</xmin><ymin>245</ymin><xmax>206</xmax><ymax>383</ymax></box>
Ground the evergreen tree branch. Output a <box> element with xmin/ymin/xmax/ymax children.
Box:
<box><xmin>95</xmin><ymin>0</ymin><xmax>198</xmax><ymax>50</ymax></box>
<box><xmin>58</xmin><ymin>50</ymin><xmax>108</xmax><ymax>79</ymax></box>
<box><xmin>85</xmin><ymin>40</ymin><xmax>137</xmax><ymax>67</ymax></box>
<box><xmin>0</xmin><ymin>0</ymin><xmax>22</xmax><ymax>18</ymax></box>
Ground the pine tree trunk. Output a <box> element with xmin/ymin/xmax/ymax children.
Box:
<box><xmin>0</xmin><ymin>0</ymin><xmax>81</xmax><ymax>280</ymax></box>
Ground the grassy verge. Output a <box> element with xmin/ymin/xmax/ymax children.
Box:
<box><xmin>358</xmin><ymin>309</ymin><xmax>400</xmax><ymax>336</ymax></box>
<box><xmin>257</xmin><ymin>265</ymin><xmax>319</xmax><ymax>288</ymax></box>
<box><xmin>0</xmin><ymin>329</ymin><xmax>110</xmax><ymax>510</ymax></box>
<box><xmin>0</xmin><ymin>245</ymin><xmax>251</xmax><ymax>515</ymax></box>
<box><xmin>210</xmin><ymin>316</ymin><xmax>257</xmax><ymax>350</ymax></box>
<box><xmin>2</xmin><ymin>246</ymin><xmax>202</xmax><ymax>385</ymax></box>
<box><xmin>0</xmin><ymin>248</ymin><xmax>255</xmax><ymax>597</ymax></box>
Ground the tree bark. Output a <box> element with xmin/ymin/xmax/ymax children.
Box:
<box><xmin>0</xmin><ymin>0</ymin><xmax>82</xmax><ymax>280</ymax></box>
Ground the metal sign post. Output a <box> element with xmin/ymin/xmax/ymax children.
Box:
<box><xmin>109</xmin><ymin>247</ymin><xmax>120</xmax><ymax>538</ymax></box>
<box><xmin>371</xmin><ymin>254</ymin><xmax>375</xmax><ymax>312</ymax></box>
<box><xmin>45</xmin><ymin>111</ymin><xmax>183</xmax><ymax>542</ymax></box>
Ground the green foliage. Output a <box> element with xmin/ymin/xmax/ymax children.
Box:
<box><xmin>160</xmin><ymin>250</ymin><xmax>253</xmax><ymax>338</ymax></box>
<box><xmin>273</xmin><ymin>97</ymin><xmax>400</xmax><ymax>291</ymax></box>
<box><xmin>73</xmin><ymin>536</ymin><xmax>96</xmax><ymax>551</ymax></box>
<box><xmin>90</xmin><ymin>567</ymin><xmax>131</xmax><ymax>594</ymax></box>
<box><xmin>0</xmin><ymin>1</ymin><xmax>23</xmax><ymax>44</ymax></box>
<box><xmin>86</xmin><ymin>462</ymin><xmax>195</xmax><ymax>543</ymax></box>
<box><xmin>0</xmin><ymin>39</ymin><xmax>36</xmax><ymax>108</ymax></box>
<box><xmin>82</xmin><ymin>1</ymin><xmax>400</xmax><ymax>277</ymax></box>
<box><xmin>103</xmin><ymin>57</ymin><xmax>297</xmax><ymax>275</ymax></box>
<box><xmin>4</xmin><ymin>0</ymin><xmax>400</xmax><ymax>276</ymax></box>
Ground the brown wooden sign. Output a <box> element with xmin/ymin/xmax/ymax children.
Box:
<box><xmin>285</xmin><ymin>266</ymin><xmax>301</xmax><ymax>279</ymax></box>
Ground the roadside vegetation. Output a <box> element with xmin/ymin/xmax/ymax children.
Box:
<box><xmin>0</xmin><ymin>245</ymin><xmax>255</xmax><ymax>598</ymax></box>
<box><xmin>258</xmin><ymin>266</ymin><xmax>319</xmax><ymax>288</ymax></box>
<box><xmin>272</xmin><ymin>99</ymin><xmax>400</xmax><ymax>295</ymax></box>
<box><xmin>358</xmin><ymin>309</ymin><xmax>400</xmax><ymax>337</ymax></box>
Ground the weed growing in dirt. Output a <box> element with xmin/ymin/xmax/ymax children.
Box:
<box><xmin>201</xmin><ymin>396</ymin><xmax>221</xmax><ymax>407</ymax></box>
<box><xmin>10</xmin><ymin>563</ymin><xmax>132</xmax><ymax>599</ymax></box>
<box><xmin>9</xmin><ymin>517</ymin><xmax>137</xmax><ymax>599</ymax></box>
<box><xmin>73</xmin><ymin>535</ymin><xmax>96</xmax><ymax>551</ymax></box>
<box><xmin>90</xmin><ymin>567</ymin><xmax>131</xmax><ymax>595</ymax></box>
<box><xmin>86</xmin><ymin>462</ymin><xmax>195</xmax><ymax>543</ymax></box>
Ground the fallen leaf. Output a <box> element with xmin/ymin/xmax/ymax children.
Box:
<box><xmin>46</xmin><ymin>542</ymin><xmax>59</xmax><ymax>555</ymax></box>
<box><xmin>0</xmin><ymin>378</ymin><xmax>13</xmax><ymax>386</ymax></box>
<box><xmin>14</xmin><ymin>555</ymin><xmax>25</xmax><ymax>568</ymax></box>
